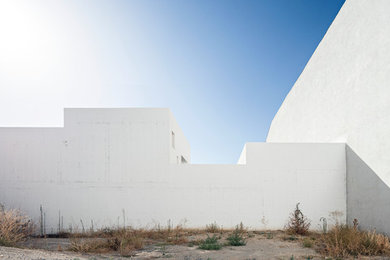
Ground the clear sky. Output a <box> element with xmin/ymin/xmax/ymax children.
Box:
<box><xmin>0</xmin><ymin>0</ymin><xmax>345</xmax><ymax>164</ymax></box>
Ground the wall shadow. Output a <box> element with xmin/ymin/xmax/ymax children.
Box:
<box><xmin>346</xmin><ymin>145</ymin><xmax>390</xmax><ymax>235</ymax></box>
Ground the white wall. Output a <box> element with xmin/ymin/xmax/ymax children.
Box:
<box><xmin>169</xmin><ymin>111</ymin><xmax>191</xmax><ymax>164</ymax></box>
<box><xmin>346</xmin><ymin>145</ymin><xmax>390</xmax><ymax>235</ymax></box>
<box><xmin>240</xmin><ymin>143</ymin><xmax>346</xmax><ymax>229</ymax></box>
<box><xmin>0</xmin><ymin>112</ymin><xmax>346</xmax><ymax>234</ymax></box>
<box><xmin>168</xmin><ymin>143</ymin><xmax>346</xmax><ymax>230</ymax></box>
<box><xmin>237</xmin><ymin>144</ymin><xmax>247</xmax><ymax>164</ymax></box>
<box><xmin>267</xmin><ymin>0</ymin><xmax>390</xmax><ymax>188</ymax></box>
<box><xmin>63</xmin><ymin>108</ymin><xmax>172</xmax><ymax>178</ymax></box>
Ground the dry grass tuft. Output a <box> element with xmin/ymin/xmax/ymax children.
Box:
<box><xmin>68</xmin><ymin>222</ymin><xmax>237</xmax><ymax>255</ymax></box>
<box><xmin>206</xmin><ymin>222</ymin><xmax>221</xmax><ymax>233</ymax></box>
<box><xmin>70</xmin><ymin>231</ymin><xmax>145</xmax><ymax>256</ymax></box>
<box><xmin>317</xmin><ymin>223</ymin><xmax>390</xmax><ymax>257</ymax></box>
<box><xmin>69</xmin><ymin>225</ymin><xmax>194</xmax><ymax>255</ymax></box>
<box><xmin>286</xmin><ymin>203</ymin><xmax>310</xmax><ymax>236</ymax></box>
<box><xmin>116</xmin><ymin>232</ymin><xmax>144</xmax><ymax>256</ymax></box>
<box><xmin>302</xmin><ymin>237</ymin><xmax>314</xmax><ymax>248</ymax></box>
<box><xmin>70</xmin><ymin>238</ymin><xmax>117</xmax><ymax>253</ymax></box>
<box><xmin>0</xmin><ymin>206</ymin><xmax>34</xmax><ymax>246</ymax></box>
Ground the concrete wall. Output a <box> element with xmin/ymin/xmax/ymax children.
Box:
<box><xmin>346</xmin><ymin>145</ymin><xmax>390</xmax><ymax>235</ymax></box>
<box><xmin>167</xmin><ymin>143</ymin><xmax>347</xmax><ymax>230</ymax></box>
<box><xmin>63</xmin><ymin>108</ymin><xmax>173</xmax><ymax>177</ymax></box>
<box><xmin>237</xmin><ymin>145</ymin><xmax>246</xmax><ymax>164</ymax></box>
<box><xmin>240</xmin><ymin>143</ymin><xmax>346</xmax><ymax>229</ymax></box>
<box><xmin>169</xmin><ymin>111</ymin><xmax>191</xmax><ymax>164</ymax></box>
<box><xmin>0</xmin><ymin>108</ymin><xmax>193</xmax><ymax>181</ymax></box>
<box><xmin>0</xmin><ymin>112</ymin><xmax>346</xmax><ymax>234</ymax></box>
<box><xmin>266</xmin><ymin>0</ymin><xmax>390</xmax><ymax>188</ymax></box>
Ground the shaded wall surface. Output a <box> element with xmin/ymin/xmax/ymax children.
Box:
<box><xmin>267</xmin><ymin>0</ymin><xmax>390</xmax><ymax>186</ymax></box>
<box><xmin>346</xmin><ymin>146</ymin><xmax>390</xmax><ymax>235</ymax></box>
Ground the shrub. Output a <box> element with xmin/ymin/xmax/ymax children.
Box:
<box><xmin>199</xmin><ymin>235</ymin><xmax>222</xmax><ymax>250</ymax></box>
<box><xmin>317</xmin><ymin>223</ymin><xmax>390</xmax><ymax>257</ymax></box>
<box><xmin>303</xmin><ymin>238</ymin><xmax>313</xmax><ymax>248</ymax></box>
<box><xmin>119</xmin><ymin>235</ymin><xmax>144</xmax><ymax>256</ymax></box>
<box><xmin>70</xmin><ymin>229</ymin><xmax>144</xmax><ymax>256</ymax></box>
<box><xmin>286</xmin><ymin>203</ymin><xmax>310</xmax><ymax>235</ymax></box>
<box><xmin>227</xmin><ymin>224</ymin><xmax>246</xmax><ymax>246</ymax></box>
<box><xmin>0</xmin><ymin>206</ymin><xmax>34</xmax><ymax>246</ymax></box>
<box><xmin>283</xmin><ymin>235</ymin><xmax>298</xmax><ymax>241</ymax></box>
<box><xmin>206</xmin><ymin>222</ymin><xmax>221</xmax><ymax>233</ymax></box>
<box><xmin>69</xmin><ymin>238</ymin><xmax>118</xmax><ymax>253</ymax></box>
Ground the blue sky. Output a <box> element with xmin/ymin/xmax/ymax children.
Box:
<box><xmin>0</xmin><ymin>0</ymin><xmax>345</xmax><ymax>163</ymax></box>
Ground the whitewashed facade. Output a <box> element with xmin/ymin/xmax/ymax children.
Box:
<box><xmin>0</xmin><ymin>108</ymin><xmax>346</xmax><ymax>234</ymax></box>
<box><xmin>1</xmin><ymin>0</ymin><xmax>390</xmax><ymax>235</ymax></box>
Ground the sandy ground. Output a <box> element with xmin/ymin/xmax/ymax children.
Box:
<box><xmin>1</xmin><ymin>234</ymin><xmax>390</xmax><ymax>260</ymax></box>
<box><xmin>1</xmin><ymin>235</ymin><xmax>319</xmax><ymax>260</ymax></box>
<box><xmin>152</xmin><ymin>238</ymin><xmax>319</xmax><ymax>260</ymax></box>
<box><xmin>0</xmin><ymin>246</ymin><xmax>88</xmax><ymax>260</ymax></box>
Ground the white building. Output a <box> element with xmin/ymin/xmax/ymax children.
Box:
<box><xmin>0</xmin><ymin>108</ymin><xmax>346</xmax><ymax>234</ymax></box>
<box><xmin>1</xmin><ymin>0</ymin><xmax>389</xmax><ymax>235</ymax></box>
<box><xmin>267</xmin><ymin>0</ymin><xmax>390</xmax><ymax>234</ymax></box>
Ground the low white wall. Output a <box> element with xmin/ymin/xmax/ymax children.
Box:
<box><xmin>168</xmin><ymin>144</ymin><xmax>346</xmax><ymax>230</ymax></box>
<box><xmin>238</xmin><ymin>143</ymin><xmax>346</xmax><ymax>229</ymax></box>
<box><xmin>0</xmin><ymin>142</ymin><xmax>346</xmax><ymax>233</ymax></box>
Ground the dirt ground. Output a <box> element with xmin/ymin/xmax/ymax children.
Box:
<box><xmin>1</xmin><ymin>232</ymin><xmax>389</xmax><ymax>260</ymax></box>
<box><xmin>2</xmin><ymin>237</ymin><xmax>318</xmax><ymax>260</ymax></box>
<box><xmin>0</xmin><ymin>245</ymin><xmax>88</xmax><ymax>260</ymax></box>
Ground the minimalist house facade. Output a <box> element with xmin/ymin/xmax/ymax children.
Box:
<box><xmin>1</xmin><ymin>0</ymin><xmax>390</xmax><ymax>235</ymax></box>
<box><xmin>0</xmin><ymin>108</ymin><xmax>346</xmax><ymax>234</ymax></box>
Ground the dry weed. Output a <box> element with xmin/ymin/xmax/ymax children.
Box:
<box><xmin>69</xmin><ymin>238</ymin><xmax>118</xmax><ymax>253</ymax></box>
<box><xmin>286</xmin><ymin>203</ymin><xmax>310</xmax><ymax>235</ymax></box>
<box><xmin>0</xmin><ymin>207</ymin><xmax>33</xmax><ymax>246</ymax></box>
<box><xmin>317</xmin><ymin>223</ymin><xmax>390</xmax><ymax>257</ymax></box>
<box><xmin>206</xmin><ymin>222</ymin><xmax>221</xmax><ymax>233</ymax></box>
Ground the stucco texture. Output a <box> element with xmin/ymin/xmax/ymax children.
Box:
<box><xmin>267</xmin><ymin>0</ymin><xmax>390</xmax><ymax>186</ymax></box>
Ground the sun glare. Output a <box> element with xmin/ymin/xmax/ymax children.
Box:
<box><xmin>0</xmin><ymin>1</ymin><xmax>59</xmax><ymax>80</ymax></box>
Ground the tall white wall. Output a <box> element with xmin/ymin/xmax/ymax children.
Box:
<box><xmin>267</xmin><ymin>0</ymin><xmax>390</xmax><ymax>188</ymax></box>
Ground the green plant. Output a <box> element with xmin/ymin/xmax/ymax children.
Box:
<box><xmin>283</xmin><ymin>235</ymin><xmax>298</xmax><ymax>241</ymax></box>
<box><xmin>198</xmin><ymin>235</ymin><xmax>222</xmax><ymax>250</ymax></box>
<box><xmin>227</xmin><ymin>225</ymin><xmax>246</xmax><ymax>246</ymax></box>
<box><xmin>286</xmin><ymin>203</ymin><xmax>311</xmax><ymax>235</ymax></box>
<box><xmin>303</xmin><ymin>238</ymin><xmax>313</xmax><ymax>248</ymax></box>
